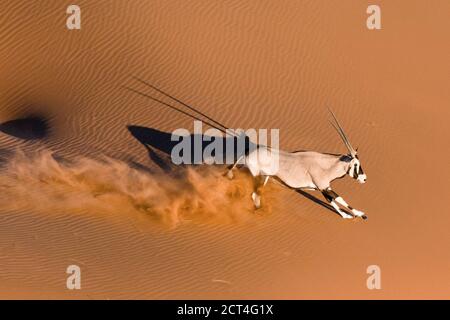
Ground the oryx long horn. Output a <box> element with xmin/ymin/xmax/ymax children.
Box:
<box><xmin>132</xmin><ymin>76</ymin><xmax>234</xmax><ymax>136</ymax></box>
<box><xmin>328</xmin><ymin>108</ymin><xmax>357</xmax><ymax>156</ymax></box>
<box><xmin>124</xmin><ymin>85</ymin><xmax>231</xmax><ymax>136</ymax></box>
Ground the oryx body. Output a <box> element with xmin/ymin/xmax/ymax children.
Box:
<box><xmin>230</xmin><ymin>110</ymin><xmax>367</xmax><ymax>219</ymax></box>
<box><xmin>246</xmin><ymin>149</ymin><xmax>346</xmax><ymax>190</ymax></box>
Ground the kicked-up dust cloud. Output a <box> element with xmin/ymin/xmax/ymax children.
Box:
<box><xmin>0</xmin><ymin>150</ymin><xmax>275</xmax><ymax>227</ymax></box>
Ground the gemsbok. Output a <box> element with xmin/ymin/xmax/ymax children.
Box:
<box><xmin>126</xmin><ymin>77</ymin><xmax>368</xmax><ymax>220</ymax></box>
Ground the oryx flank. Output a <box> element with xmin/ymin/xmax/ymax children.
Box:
<box><xmin>127</xmin><ymin>77</ymin><xmax>367</xmax><ymax>220</ymax></box>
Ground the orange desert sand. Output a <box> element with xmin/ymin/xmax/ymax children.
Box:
<box><xmin>0</xmin><ymin>1</ymin><xmax>448</xmax><ymax>299</ymax></box>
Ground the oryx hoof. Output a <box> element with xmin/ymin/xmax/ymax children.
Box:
<box><xmin>339</xmin><ymin>212</ymin><xmax>354</xmax><ymax>219</ymax></box>
<box><xmin>352</xmin><ymin>209</ymin><xmax>366</xmax><ymax>218</ymax></box>
<box><xmin>251</xmin><ymin>192</ymin><xmax>261</xmax><ymax>209</ymax></box>
<box><xmin>361</xmin><ymin>215</ymin><xmax>368</xmax><ymax>220</ymax></box>
<box><xmin>227</xmin><ymin>170</ymin><xmax>234</xmax><ymax>180</ymax></box>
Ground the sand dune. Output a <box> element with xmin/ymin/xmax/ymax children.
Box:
<box><xmin>0</xmin><ymin>0</ymin><xmax>449</xmax><ymax>299</ymax></box>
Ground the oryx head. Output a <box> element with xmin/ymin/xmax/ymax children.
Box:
<box><xmin>329</xmin><ymin>108</ymin><xmax>367</xmax><ymax>184</ymax></box>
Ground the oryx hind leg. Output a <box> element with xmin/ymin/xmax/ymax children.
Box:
<box><xmin>252</xmin><ymin>175</ymin><xmax>270</xmax><ymax>209</ymax></box>
<box><xmin>251</xmin><ymin>176</ymin><xmax>262</xmax><ymax>209</ymax></box>
<box><xmin>227</xmin><ymin>156</ymin><xmax>244</xmax><ymax>180</ymax></box>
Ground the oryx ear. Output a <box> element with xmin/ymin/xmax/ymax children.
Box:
<box><xmin>339</xmin><ymin>154</ymin><xmax>352</xmax><ymax>162</ymax></box>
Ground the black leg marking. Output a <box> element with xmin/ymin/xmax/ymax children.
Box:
<box><xmin>322</xmin><ymin>190</ymin><xmax>333</xmax><ymax>202</ymax></box>
<box><xmin>322</xmin><ymin>189</ymin><xmax>338</xmax><ymax>202</ymax></box>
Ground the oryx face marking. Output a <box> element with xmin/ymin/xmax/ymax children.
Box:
<box><xmin>348</xmin><ymin>156</ymin><xmax>366</xmax><ymax>184</ymax></box>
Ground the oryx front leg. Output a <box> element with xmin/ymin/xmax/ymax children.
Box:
<box><xmin>334</xmin><ymin>195</ymin><xmax>367</xmax><ymax>220</ymax></box>
<box><xmin>323</xmin><ymin>188</ymin><xmax>367</xmax><ymax>220</ymax></box>
<box><xmin>321</xmin><ymin>188</ymin><xmax>354</xmax><ymax>219</ymax></box>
